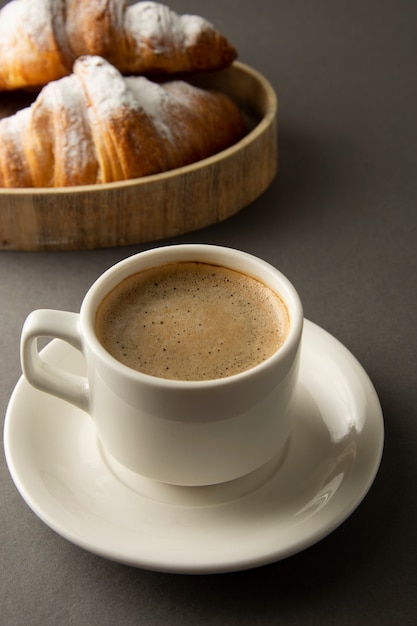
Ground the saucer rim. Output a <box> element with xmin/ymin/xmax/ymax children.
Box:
<box><xmin>3</xmin><ymin>319</ymin><xmax>384</xmax><ymax>574</ymax></box>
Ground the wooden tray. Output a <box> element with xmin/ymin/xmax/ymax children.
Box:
<box><xmin>0</xmin><ymin>62</ymin><xmax>277</xmax><ymax>251</ymax></box>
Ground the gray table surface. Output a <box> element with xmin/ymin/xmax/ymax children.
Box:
<box><xmin>1</xmin><ymin>0</ymin><xmax>416</xmax><ymax>624</ymax></box>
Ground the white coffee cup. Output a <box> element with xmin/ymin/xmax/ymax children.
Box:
<box><xmin>20</xmin><ymin>245</ymin><xmax>303</xmax><ymax>486</ymax></box>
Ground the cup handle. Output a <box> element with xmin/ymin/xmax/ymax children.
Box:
<box><xmin>20</xmin><ymin>309</ymin><xmax>90</xmax><ymax>412</ymax></box>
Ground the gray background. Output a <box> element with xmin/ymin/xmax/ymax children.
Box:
<box><xmin>1</xmin><ymin>0</ymin><xmax>416</xmax><ymax>624</ymax></box>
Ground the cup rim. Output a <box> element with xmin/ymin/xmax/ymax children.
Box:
<box><xmin>80</xmin><ymin>244</ymin><xmax>304</xmax><ymax>388</ymax></box>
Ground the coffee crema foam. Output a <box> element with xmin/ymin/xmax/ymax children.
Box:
<box><xmin>95</xmin><ymin>262</ymin><xmax>289</xmax><ymax>381</ymax></box>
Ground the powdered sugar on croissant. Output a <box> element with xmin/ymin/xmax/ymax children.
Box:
<box><xmin>0</xmin><ymin>0</ymin><xmax>237</xmax><ymax>91</ymax></box>
<box><xmin>0</xmin><ymin>56</ymin><xmax>245</xmax><ymax>187</ymax></box>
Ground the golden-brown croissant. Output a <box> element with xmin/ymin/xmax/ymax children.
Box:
<box><xmin>0</xmin><ymin>0</ymin><xmax>237</xmax><ymax>91</ymax></box>
<box><xmin>0</xmin><ymin>55</ymin><xmax>245</xmax><ymax>188</ymax></box>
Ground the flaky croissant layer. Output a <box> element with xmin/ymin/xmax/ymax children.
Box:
<box><xmin>0</xmin><ymin>56</ymin><xmax>245</xmax><ymax>188</ymax></box>
<box><xmin>0</xmin><ymin>0</ymin><xmax>237</xmax><ymax>91</ymax></box>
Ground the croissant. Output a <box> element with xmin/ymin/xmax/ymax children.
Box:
<box><xmin>0</xmin><ymin>55</ymin><xmax>245</xmax><ymax>188</ymax></box>
<box><xmin>0</xmin><ymin>0</ymin><xmax>237</xmax><ymax>92</ymax></box>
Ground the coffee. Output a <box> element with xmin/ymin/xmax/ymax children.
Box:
<box><xmin>95</xmin><ymin>261</ymin><xmax>289</xmax><ymax>381</ymax></box>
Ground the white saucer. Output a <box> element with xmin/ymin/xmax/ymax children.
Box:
<box><xmin>4</xmin><ymin>320</ymin><xmax>384</xmax><ymax>574</ymax></box>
